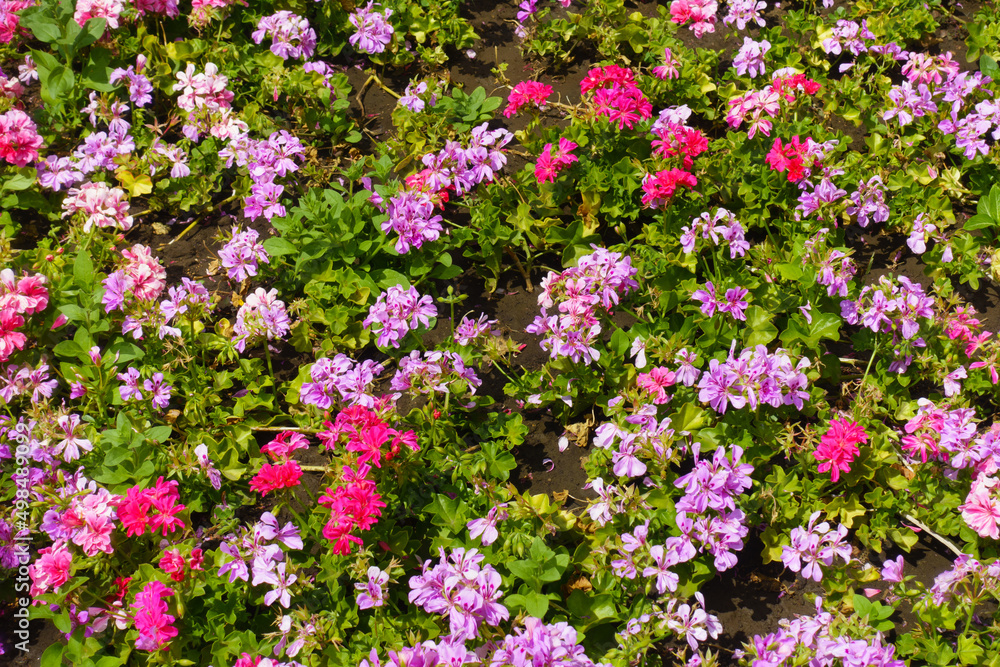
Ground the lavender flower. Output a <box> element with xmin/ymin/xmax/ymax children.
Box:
<box><xmin>733</xmin><ymin>37</ymin><xmax>770</xmax><ymax>78</ymax></box>
<box><xmin>143</xmin><ymin>373</ymin><xmax>172</xmax><ymax>409</ymax></box>
<box><xmin>781</xmin><ymin>511</ymin><xmax>852</xmax><ymax>582</ymax></box>
<box><xmin>363</xmin><ymin>286</ymin><xmax>437</xmax><ymax>349</ymax></box>
<box><xmin>233</xmin><ymin>288</ymin><xmax>291</xmax><ymax>353</ymax></box>
<box><xmin>883</xmin><ymin>81</ymin><xmax>938</xmax><ymax>126</ymax></box>
<box><xmin>299</xmin><ymin>355</ymin><xmax>385</xmax><ymax>409</ymax></box>
<box><xmin>218</xmin><ymin>226</ymin><xmax>270</xmax><ymax>282</ymax></box>
<box><xmin>252</xmin><ymin>11</ymin><xmax>317</xmax><ymax>60</ymax></box>
<box><xmin>407</xmin><ymin>547</ymin><xmax>508</xmax><ymax>641</ymax></box>
<box><xmin>846</xmin><ymin>176</ymin><xmax>889</xmax><ymax>227</ymax></box>
<box><xmin>118</xmin><ymin>367</ymin><xmax>143</xmax><ymax>401</ymax></box>
<box><xmin>453</xmin><ymin>314</ymin><xmax>500</xmax><ymax>346</ymax></box>
<box><xmin>390</xmin><ymin>350</ymin><xmax>481</xmax><ymax>396</ymax></box>
<box><xmin>355</xmin><ymin>566</ymin><xmax>389</xmax><ymax>609</ymax></box>
<box><xmin>722</xmin><ymin>0</ymin><xmax>766</xmax><ymax>29</ymax></box>
<box><xmin>349</xmin><ymin>2</ymin><xmax>394</xmax><ymax>54</ymax></box>
<box><xmin>36</xmin><ymin>155</ymin><xmax>84</xmax><ymax>191</ymax></box>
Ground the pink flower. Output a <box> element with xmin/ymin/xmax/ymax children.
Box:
<box><xmin>534</xmin><ymin>138</ymin><xmax>578</xmax><ymax>183</ymax></box>
<box><xmin>131</xmin><ymin>581</ymin><xmax>177</xmax><ymax>651</ymax></box>
<box><xmin>261</xmin><ymin>431</ymin><xmax>310</xmax><ymax>460</ymax></box>
<box><xmin>641</xmin><ymin>169</ymin><xmax>697</xmax><ymax>209</ymax></box>
<box><xmin>0</xmin><ymin>308</ymin><xmax>26</xmax><ymax>362</ymax></box>
<box><xmin>28</xmin><ymin>540</ymin><xmax>73</xmax><ymax>596</ymax></box>
<box><xmin>651</xmin><ymin>48</ymin><xmax>680</xmax><ymax>80</ymax></box>
<box><xmin>159</xmin><ymin>548</ymin><xmax>188</xmax><ymax>582</ymax></box>
<box><xmin>503</xmin><ymin>81</ymin><xmax>552</xmax><ymax>118</ymax></box>
<box><xmin>669</xmin><ymin>0</ymin><xmax>718</xmax><ymax>37</ymax></box>
<box><xmin>636</xmin><ymin>367</ymin><xmax>676</xmax><ymax>404</ymax></box>
<box><xmin>961</xmin><ymin>474</ymin><xmax>1000</xmax><ymax>539</ymax></box>
<box><xmin>814</xmin><ymin>418</ymin><xmax>867</xmax><ymax>483</ymax></box>
<box><xmin>250</xmin><ymin>460</ymin><xmax>303</xmax><ymax>496</ymax></box>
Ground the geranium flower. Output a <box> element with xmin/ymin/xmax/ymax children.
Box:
<box><xmin>814</xmin><ymin>418</ymin><xmax>867</xmax><ymax>483</ymax></box>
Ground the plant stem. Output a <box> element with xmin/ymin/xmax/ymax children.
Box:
<box><xmin>264</xmin><ymin>344</ymin><xmax>275</xmax><ymax>382</ymax></box>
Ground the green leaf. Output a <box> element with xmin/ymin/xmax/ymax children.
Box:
<box><xmin>42</xmin><ymin>65</ymin><xmax>75</xmax><ymax>104</ymax></box>
<box><xmin>73</xmin><ymin>17</ymin><xmax>106</xmax><ymax>51</ymax></box>
<box><xmin>964</xmin><ymin>213</ymin><xmax>995</xmax><ymax>231</ymax></box>
<box><xmin>980</xmin><ymin>54</ymin><xmax>1000</xmax><ymax>80</ymax></box>
<box><xmin>145</xmin><ymin>426</ymin><xmax>172</xmax><ymax>443</ymax></box>
<box><xmin>21</xmin><ymin>14</ymin><xmax>62</xmax><ymax>44</ymax></box>
<box><xmin>74</xmin><ymin>249</ymin><xmax>94</xmax><ymax>289</ymax></box>
<box><xmin>505</xmin><ymin>590</ymin><xmax>551</xmax><ymax>617</ymax></box>
<box><xmin>744</xmin><ymin>305</ymin><xmax>778</xmax><ymax>346</ymax></box>
<box><xmin>262</xmin><ymin>237</ymin><xmax>297</xmax><ymax>256</ymax></box>
<box><xmin>41</xmin><ymin>642</ymin><xmax>65</xmax><ymax>667</ymax></box>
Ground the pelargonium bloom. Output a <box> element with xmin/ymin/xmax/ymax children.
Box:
<box><xmin>814</xmin><ymin>418</ymin><xmax>867</xmax><ymax>483</ymax></box>
<box><xmin>355</xmin><ymin>566</ymin><xmax>390</xmax><ymax>609</ymax></box>
<box><xmin>960</xmin><ymin>473</ymin><xmax>1000</xmax><ymax>539</ymax></box>
<box><xmin>349</xmin><ymin>2</ymin><xmax>394</xmax><ymax>54</ymax></box>
<box><xmin>250</xmin><ymin>461</ymin><xmax>303</xmax><ymax>496</ymax></box>
<box><xmin>503</xmin><ymin>80</ymin><xmax>552</xmax><ymax>118</ymax></box>
<box><xmin>363</xmin><ymin>285</ymin><xmax>437</xmax><ymax>348</ymax></box>
<box><xmin>534</xmin><ymin>138</ymin><xmax>578</xmax><ymax>183</ymax></box>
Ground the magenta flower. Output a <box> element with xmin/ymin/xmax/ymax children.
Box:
<box><xmin>814</xmin><ymin>418</ymin><xmax>867</xmax><ymax>483</ymax></box>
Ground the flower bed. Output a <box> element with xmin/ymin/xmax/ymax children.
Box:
<box><xmin>2</xmin><ymin>0</ymin><xmax>1000</xmax><ymax>664</ymax></box>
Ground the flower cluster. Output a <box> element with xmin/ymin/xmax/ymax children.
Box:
<box><xmin>390</xmin><ymin>350</ymin><xmax>482</xmax><ymax>397</ymax></box>
<box><xmin>110</xmin><ymin>54</ymin><xmax>154</xmax><ymax>106</ymax></box>
<box><xmin>691</xmin><ymin>281</ymin><xmax>749</xmax><ymax>321</ymax></box>
<box><xmin>349</xmin><ymin>2</ymin><xmax>394</xmax><ymax>54</ymax></box>
<box><xmin>40</xmin><ymin>483</ymin><xmax>118</xmax><ymax>557</ymax></box>
<box><xmin>102</xmin><ymin>244</ymin><xmax>167</xmax><ymax>314</ymax></box>
<box><xmin>723</xmin><ymin>0</ymin><xmax>766</xmax><ymax>30</ymax></box>
<box><xmin>355</xmin><ymin>566</ymin><xmax>390</xmax><ymax>609</ymax></box>
<box><xmin>408</xmin><ymin>547</ymin><xmax>509</xmax><ymax>641</ymax></box>
<box><xmin>453</xmin><ymin>314</ymin><xmax>501</xmax><ymax>346</ymax></box>
<box><xmin>840</xmin><ymin>274</ymin><xmax>934</xmax><ymax>343</ymax></box>
<box><xmin>733</xmin><ymin>37</ymin><xmax>770</xmax><ymax>78</ymax></box>
<box><xmin>299</xmin><ymin>355</ymin><xmax>385</xmax><ymax>409</ymax></box>
<box><xmin>159</xmin><ymin>546</ymin><xmax>203</xmax><ymax>582</ymax></box>
<box><xmin>582</xmin><ymin>65</ymin><xmax>652</xmax><ymax>130</ymax></box>
<box><xmin>780</xmin><ymin>511</ymin><xmax>852</xmax><ymax>582</ymax></box>
<box><xmin>680</xmin><ymin>208</ymin><xmax>749</xmax><ymax>258</ymax></box>
<box><xmin>696</xmin><ymin>343</ymin><xmax>810</xmax><ymax>414</ymax></box>
<box><xmin>131</xmin><ymin>581</ymin><xmax>178</xmax><ymax>651</ymax></box>
<box><xmin>899</xmin><ymin>399</ymin><xmax>1000</xmax><ymax>473</ymax></box>
<box><xmin>738</xmin><ymin>598</ymin><xmax>903</xmax><ymax>666</ymax></box>
<box><xmin>252</xmin><ymin>11</ymin><xmax>317</xmax><ymax>60</ymax></box>
<box><xmin>233</xmin><ymin>287</ymin><xmax>291</xmax><ymax>353</ymax></box>
<box><xmin>250</xmin><ymin>432</ymin><xmax>309</xmax><ymax>496</ymax></box>
<box><xmin>363</xmin><ymin>285</ymin><xmax>437</xmax><ymax>348</ymax></box>
<box><xmin>117</xmin><ymin>477</ymin><xmax>186</xmax><ymax>537</ymax></box>
<box><xmin>217</xmin><ymin>512</ymin><xmax>302</xmax><ymax>608</ymax></box>
<box><xmin>640</xmin><ymin>168</ymin><xmax>697</xmax><ymax>209</ymax></box>
<box><xmin>61</xmin><ymin>181</ymin><xmax>134</xmax><ymax>232</ymax></box>
<box><xmin>0</xmin><ymin>269</ymin><xmax>47</xmax><ymax>363</ymax></box>
<box><xmin>219</xmin><ymin>226</ymin><xmax>270</xmax><ymax>282</ymax></box>
<box><xmin>814</xmin><ymin>418</ymin><xmax>867</xmax><ymax>483</ymax></box>
<box><xmin>650</xmin><ymin>121</ymin><xmax>708</xmax><ymax>170</ymax></box>
<box><xmin>669</xmin><ymin>0</ymin><xmax>718</xmax><ymax>38</ymax></box>
<box><xmin>74</xmin><ymin>0</ymin><xmax>124</xmax><ymax>29</ymax></box>
<box><xmin>318</xmin><ymin>403</ymin><xmax>418</xmax><ymax>469</ymax></box>
<box><xmin>503</xmin><ymin>80</ymin><xmax>552</xmax><ymax>118</ymax></box>
<box><xmin>380</xmin><ymin>124</ymin><xmax>511</xmax><ymax>253</ymax></box>
<box><xmin>727</xmin><ymin>70</ymin><xmax>821</xmax><ymax>139</ymax></box>
<box><xmin>845</xmin><ymin>176</ymin><xmax>890</xmax><ymax>227</ymax></box>
<box><xmin>527</xmin><ymin>248</ymin><xmax>638</xmax><ymax>364</ymax></box>
<box><xmin>117</xmin><ymin>368</ymin><xmax>172</xmax><ymax>409</ymax></box>
<box><xmin>675</xmin><ymin>445</ymin><xmax>754</xmax><ymax>571</ymax></box>
<box><xmin>0</xmin><ymin>108</ymin><xmax>42</xmax><ymax>167</ymax></box>
<box><xmin>535</xmin><ymin>138</ymin><xmax>578</xmax><ymax>183</ymax></box>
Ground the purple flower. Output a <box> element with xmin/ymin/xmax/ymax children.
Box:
<box><xmin>719</xmin><ymin>287</ymin><xmax>749</xmax><ymax>321</ymax></box>
<box><xmin>117</xmin><ymin>367</ymin><xmax>143</xmax><ymax>401</ymax></box>
<box><xmin>255</xmin><ymin>561</ymin><xmax>297</xmax><ymax>608</ymax></box>
<box><xmin>381</xmin><ymin>190</ymin><xmax>444</xmax><ymax>254</ymax></box>
<box><xmin>468</xmin><ymin>504</ymin><xmax>507</xmax><ymax>545</ymax></box>
<box><xmin>691</xmin><ymin>281</ymin><xmax>718</xmax><ymax>317</ymax></box>
<box><xmin>143</xmin><ymin>373</ymin><xmax>172</xmax><ymax>409</ymax></box>
<box><xmin>233</xmin><ymin>288</ymin><xmax>291</xmax><ymax>353</ymax></box>
<box><xmin>218</xmin><ymin>226</ymin><xmax>270</xmax><ymax>282</ymax></box>
<box><xmin>881</xmin><ymin>555</ymin><xmax>905</xmax><ymax>583</ymax></box>
<box><xmin>363</xmin><ymin>285</ymin><xmax>437</xmax><ymax>349</ymax></box>
<box><xmin>252</xmin><ymin>11</ymin><xmax>317</xmax><ymax>60</ymax></box>
<box><xmin>733</xmin><ymin>37</ymin><xmax>770</xmax><ymax>78</ymax></box>
<box><xmin>349</xmin><ymin>2</ymin><xmax>394</xmax><ymax>54</ymax></box>
<box><xmin>398</xmin><ymin>81</ymin><xmax>433</xmax><ymax>112</ymax></box>
<box><xmin>36</xmin><ymin>155</ymin><xmax>84</xmax><ymax>191</ymax></box>
<box><xmin>780</xmin><ymin>512</ymin><xmax>852</xmax><ymax>582</ymax></box>
<box><xmin>407</xmin><ymin>547</ymin><xmax>508</xmax><ymax>641</ymax></box>
<box><xmin>846</xmin><ymin>176</ymin><xmax>889</xmax><ymax>228</ymax></box>
<box><xmin>722</xmin><ymin>0</ymin><xmax>766</xmax><ymax>29</ymax></box>
<box><xmin>883</xmin><ymin>81</ymin><xmax>938</xmax><ymax>126</ymax></box>
<box><xmin>355</xmin><ymin>566</ymin><xmax>390</xmax><ymax>609</ymax></box>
